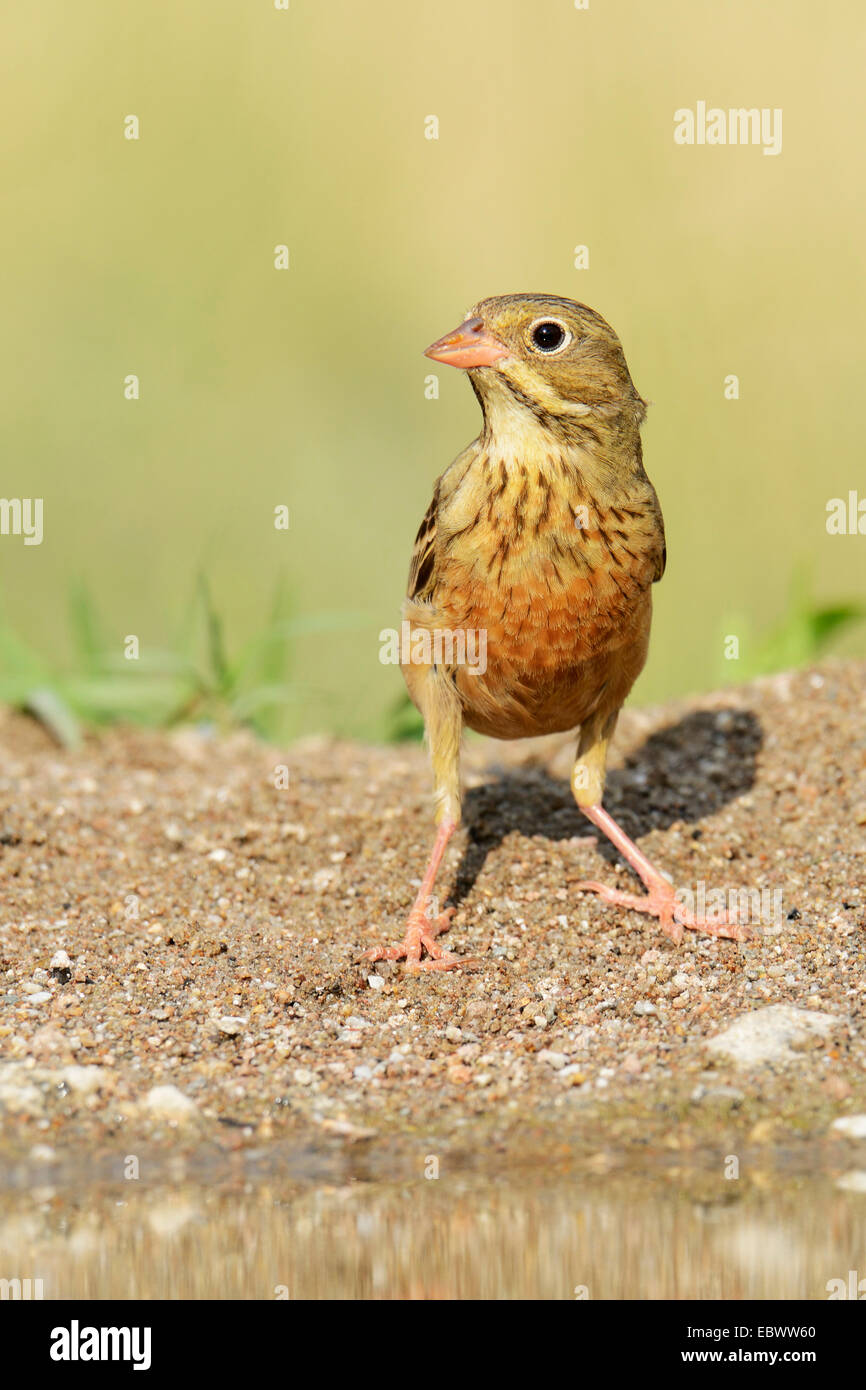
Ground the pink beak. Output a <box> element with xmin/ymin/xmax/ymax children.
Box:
<box><xmin>424</xmin><ymin>316</ymin><xmax>510</xmax><ymax>369</ymax></box>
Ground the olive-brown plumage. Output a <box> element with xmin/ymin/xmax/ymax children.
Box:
<box><xmin>363</xmin><ymin>294</ymin><xmax>750</xmax><ymax>969</ymax></box>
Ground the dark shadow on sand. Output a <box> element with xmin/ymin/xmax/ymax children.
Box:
<box><xmin>450</xmin><ymin>708</ymin><xmax>763</xmax><ymax>907</ymax></box>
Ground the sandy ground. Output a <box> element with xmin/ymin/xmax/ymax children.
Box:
<box><xmin>1</xmin><ymin>661</ymin><xmax>865</xmax><ymax>1186</ymax></box>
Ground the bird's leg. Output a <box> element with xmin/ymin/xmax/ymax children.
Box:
<box><xmin>574</xmin><ymin>803</ymin><xmax>752</xmax><ymax>943</ymax></box>
<box><xmin>570</xmin><ymin>715</ymin><xmax>752</xmax><ymax>944</ymax></box>
<box><xmin>361</xmin><ymin>818</ymin><xmax>463</xmax><ymax>971</ymax></box>
<box><xmin>361</xmin><ymin>659</ymin><xmax>475</xmax><ymax>971</ymax></box>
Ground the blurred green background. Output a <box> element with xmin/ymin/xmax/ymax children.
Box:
<box><xmin>2</xmin><ymin>0</ymin><xmax>864</xmax><ymax>741</ymax></box>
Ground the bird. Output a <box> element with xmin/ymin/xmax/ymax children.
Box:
<box><xmin>362</xmin><ymin>293</ymin><xmax>752</xmax><ymax>970</ymax></box>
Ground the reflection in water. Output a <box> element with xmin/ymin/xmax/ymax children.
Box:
<box><xmin>1</xmin><ymin>1172</ymin><xmax>863</xmax><ymax>1300</ymax></box>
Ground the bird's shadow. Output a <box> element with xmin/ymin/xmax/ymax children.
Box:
<box><xmin>450</xmin><ymin>708</ymin><xmax>763</xmax><ymax>907</ymax></box>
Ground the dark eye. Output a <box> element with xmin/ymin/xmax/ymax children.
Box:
<box><xmin>531</xmin><ymin>320</ymin><xmax>568</xmax><ymax>353</ymax></box>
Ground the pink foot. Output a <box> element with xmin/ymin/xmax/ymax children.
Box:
<box><xmin>361</xmin><ymin>907</ymin><xmax>470</xmax><ymax>971</ymax></box>
<box><xmin>574</xmin><ymin>875</ymin><xmax>753</xmax><ymax>944</ymax></box>
<box><xmin>576</xmin><ymin>803</ymin><xmax>754</xmax><ymax>944</ymax></box>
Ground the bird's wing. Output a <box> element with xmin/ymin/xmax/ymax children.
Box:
<box><xmin>654</xmin><ymin>538</ymin><xmax>667</xmax><ymax>582</ymax></box>
<box><xmin>648</xmin><ymin>492</ymin><xmax>666</xmax><ymax>582</ymax></box>
<box><xmin>407</xmin><ymin>484</ymin><xmax>440</xmax><ymax>602</ymax></box>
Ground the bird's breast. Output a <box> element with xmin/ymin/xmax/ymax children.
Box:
<box><xmin>419</xmin><ymin>448</ymin><xmax>662</xmax><ymax>737</ymax></box>
<box><xmin>436</xmin><ymin>451</ymin><xmax>659</xmax><ymax>657</ymax></box>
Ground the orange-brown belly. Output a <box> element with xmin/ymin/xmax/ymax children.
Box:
<box><xmin>428</xmin><ymin>559</ymin><xmax>653</xmax><ymax>739</ymax></box>
<box><xmin>454</xmin><ymin>590</ymin><xmax>652</xmax><ymax>738</ymax></box>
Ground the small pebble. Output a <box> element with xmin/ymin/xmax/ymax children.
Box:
<box><xmin>705</xmin><ymin>1004</ymin><xmax>839</xmax><ymax>1067</ymax></box>
<box><xmin>144</xmin><ymin>1085</ymin><xmax>197</xmax><ymax>1122</ymax></box>
<box><xmin>836</xmin><ymin>1172</ymin><xmax>866</xmax><ymax>1193</ymax></box>
<box><xmin>216</xmin><ymin>1016</ymin><xmax>246</xmax><ymax>1036</ymax></box>
<box><xmin>831</xmin><ymin>1115</ymin><xmax>866</xmax><ymax>1140</ymax></box>
<box><xmin>536</xmin><ymin>1050</ymin><xmax>568</xmax><ymax>1071</ymax></box>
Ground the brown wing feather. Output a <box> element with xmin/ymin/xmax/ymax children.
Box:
<box><xmin>407</xmin><ymin>485</ymin><xmax>439</xmax><ymax>602</ymax></box>
<box><xmin>654</xmin><ymin>536</ymin><xmax>667</xmax><ymax>583</ymax></box>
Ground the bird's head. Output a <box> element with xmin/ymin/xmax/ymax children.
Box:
<box><xmin>424</xmin><ymin>293</ymin><xmax>646</xmax><ymax>447</ymax></box>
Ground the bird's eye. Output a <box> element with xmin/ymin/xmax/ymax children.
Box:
<box><xmin>530</xmin><ymin>319</ymin><xmax>570</xmax><ymax>354</ymax></box>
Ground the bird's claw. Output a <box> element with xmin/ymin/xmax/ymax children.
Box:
<box><xmin>360</xmin><ymin>906</ymin><xmax>469</xmax><ymax>971</ymax></box>
<box><xmin>574</xmin><ymin>879</ymin><xmax>754</xmax><ymax>944</ymax></box>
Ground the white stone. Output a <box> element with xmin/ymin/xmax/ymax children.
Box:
<box><xmin>144</xmin><ymin>1085</ymin><xmax>197</xmax><ymax>1121</ymax></box>
<box><xmin>60</xmin><ymin>1065</ymin><xmax>110</xmax><ymax>1095</ymax></box>
<box><xmin>836</xmin><ymin>1171</ymin><xmax>866</xmax><ymax>1193</ymax></box>
<box><xmin>216</xmin><ymin>1015</ymin><xmax>246</xmax><ymax>1036</ymax></box>
<box><xmin>705</xmin><ymin>1004</ymin><xmax>839</xmax><ymax>1067</ymax></box>
<box><xmin>831</xmin><ymin>1115</ymin><xmax>866</xmax><ymax>1140</ymax></box>
<box><xmin>0</xmin><ymin>1067</ymin><xmax>44</xmax><ymax>1115</ymax></box>
<box><xmin>536</xmin><ymin>1049</ymin><xmax>568</xmax><ymax>1070</ymax></box>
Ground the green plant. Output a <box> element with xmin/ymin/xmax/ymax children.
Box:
<box><xmin>718</xmin><ymin>569</ymin><xmax>865</xmax><ymax>683</ymax></box>
<box><xmin>0</xmin><ymin>575</ymin><xmax>365</xmax><ymax>746</ymax></box>
<box><xmin>385</xmin><ymin>689</ymin><xmax>425</xmax><ymax>742</ymax></box>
